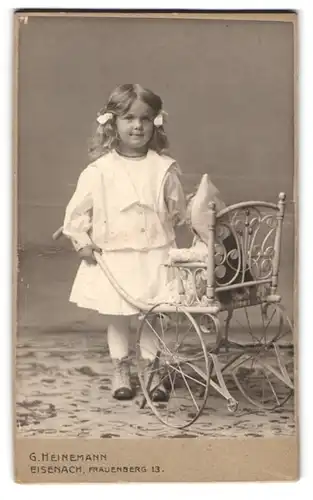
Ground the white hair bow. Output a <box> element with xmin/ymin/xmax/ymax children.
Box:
<box><xmin>96</xmin><ymin>110</ymin><xmax>167</xmax><ymax>127</ymax></box>
<box><xmin>153</xmin><ymin>110</ymin><xmax>168</xmax><ymax>127</ymax></box>
<box><xmin>96</xmin><ymin>112</ymin><xmax>113</xmax><ymax>125</ymax></box>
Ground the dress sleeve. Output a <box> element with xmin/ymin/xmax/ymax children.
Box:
<box><xmin>63</xmin><ymin>166</ymin><xmax>95</xmax><ymax>251</ymax></box>
<box><xmin>163</xmin><ymin>163</ymin><xmax>187</xmax><ymax>227</ymax></box>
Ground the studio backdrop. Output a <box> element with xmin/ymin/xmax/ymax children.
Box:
<box><xmin>17</xmin><ymin>17</ymin><xmax>294</xmax><ymax>250</ymax></box>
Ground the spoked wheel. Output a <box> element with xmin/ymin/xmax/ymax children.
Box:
<box><xmin>226</xmin><ymin>303</ymin><xmax>294</xmax><ymax>410</ymax></box>
<box><xmin>136</xmin><ymin>303</ymin><xmax>211</xmax><ymax>429</ymax></box>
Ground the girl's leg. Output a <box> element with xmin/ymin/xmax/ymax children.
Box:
<box><xmin>107</xmin><ymin>316</ymin><xmax>133</xmax><ymax>400</ymax></box>
<box><xmin>136</xmin><ymin>317</ymin><xmax>169</xmax><ymax>402</ymax></box>
<box><xmin>107</xmin><ymin>316</ymin><xmax>130</xmax><ymax>359</ymax></box>
<box><xmin>139</xmin><ymin>321</ymin><xmax>159</xmax><ymax>361</ymax></box>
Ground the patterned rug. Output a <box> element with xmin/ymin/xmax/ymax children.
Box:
<box><xmin>15</xmin><ymin>331</ymin><xmax>295</xmax><ymax>439</ymax></box>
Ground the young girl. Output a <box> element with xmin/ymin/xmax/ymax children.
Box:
<box><xmin>62</xmin><ymin>84</ymin><xmax>186</xmax><ymax>402</ymax></box>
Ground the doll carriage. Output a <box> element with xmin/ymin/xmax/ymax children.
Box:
<box><xmin>53</xmin><ymin>182</ymin><xmax>295</xmax><ymax>430</ymax></box>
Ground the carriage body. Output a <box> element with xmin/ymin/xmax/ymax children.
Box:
<box><xmin>151</xmin><ymin>193</ymin><xmax>286</xmax><ymax>312</ymax></box>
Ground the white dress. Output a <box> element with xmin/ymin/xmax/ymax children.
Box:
<box><xmin>63</xmin><ymin>150</ymin><xmax>186</xmax><ymax>316</ymax></box>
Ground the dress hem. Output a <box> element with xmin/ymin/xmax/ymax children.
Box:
<box><xmin>69</xmin><ymin>298</ymin><xmax>141</xmax><ymax>317</ymax></box>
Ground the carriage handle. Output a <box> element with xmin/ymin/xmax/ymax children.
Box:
<box><xmin>52</xmin><ymin>226</ymin><xmax>64</xmax><ymax>241</ymax></box>
<box><xmin>52</xmin><ymin>226</ymin><xmax>222</xmax><ymax>315</ymax></box>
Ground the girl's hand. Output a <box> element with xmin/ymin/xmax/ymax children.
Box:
<box><xmin>78</xmin><ymin>244</ymin><xmax>102</xmax><ymax>265</ymax></box>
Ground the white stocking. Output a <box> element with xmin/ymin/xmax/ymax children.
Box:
<box><xmin>107</xmin><ymin>316</ymin><xmax>130</xmax><ymax>360</ymax></box>
<box><xmin>139</xmin><ymin>322</ymin><xmax>160</xmax><ymax>361</ymax></box>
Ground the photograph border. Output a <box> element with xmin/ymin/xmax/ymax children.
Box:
<box><xmin>13</xmin><ymin>10</ymin><xmax>299</xmax><ymax>483</ymax></box>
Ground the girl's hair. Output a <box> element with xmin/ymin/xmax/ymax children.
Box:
<box><xmin>88</xmin><ymin>84</ymin><xmax>169</xmax><ymax>161</ymax></box>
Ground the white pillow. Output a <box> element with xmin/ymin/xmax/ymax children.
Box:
<box><xmin>187</xmin><ymin>174</ymin><xmax>226</xmax><ymax>242</ymax></box>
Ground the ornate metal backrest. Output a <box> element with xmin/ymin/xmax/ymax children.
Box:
<box><xmin>168</xmin><ymin>193</ymin><xmax>286</xmax><ymax>308</ymax></box>
<box><xmin>205</xmin><ymin>192</ymin><xmax>286</xmax><ymax>304</ymax></box>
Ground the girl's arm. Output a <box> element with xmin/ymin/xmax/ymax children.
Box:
<box><xmin>63</xmin><ymin>166</ymin><xmax>95</xmax><ymax>251</ymax></box>
<box><xmin>163</xmin><ymin>164</ymin><xmax>187</xmax><ymax>227</ymax></box>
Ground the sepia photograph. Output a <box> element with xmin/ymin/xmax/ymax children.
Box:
<box><xmin>14</xmin><ymin>11</ymin><xmax>298</xmax><ymax>482</ymax></box>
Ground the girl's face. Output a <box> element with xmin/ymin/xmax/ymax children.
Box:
<box><xmin>115</xmin><ymin>99</ymin><xmax>155</xmax><ymax>155</ymax></box>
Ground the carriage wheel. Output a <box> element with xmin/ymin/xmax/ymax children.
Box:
<box><xmin>136</xmin><ymin>303</ymin><xmax>211</xmax><ymax>429</ymax></box>
<box><xmin>226</xmin><ymin>303</ymin><xmax>294</xmax><ymax>410</ymax></box>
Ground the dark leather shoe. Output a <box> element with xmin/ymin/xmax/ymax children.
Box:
<box><xmin>111</xmin><ymin>358</ymin><xmax>134</xmax><ymax>400</ymax></box>
<box><xmin>151</xmin><ymin>388</ymin><xmax>169</xmax><ymax>402</ymax></box>
<box><xmin>113</xmin><ymin>387</ymin><xmax>134</xmax><ymax>401</ymax></box>
<box><xmin>142</xmin><ymin>359</ymin><xmax>170</xmax><ymax>403</ymax></box>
